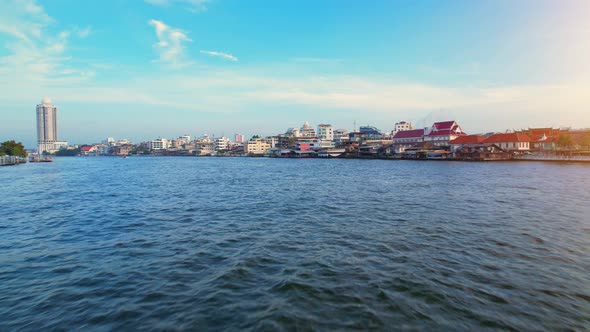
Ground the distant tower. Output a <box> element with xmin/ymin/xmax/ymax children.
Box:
<box><xmin>36</xmin><ymin>97</ymin><xmax>58</xmax><ymax>153</ymax></box>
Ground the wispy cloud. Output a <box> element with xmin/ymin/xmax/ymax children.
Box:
<box><xmin>149</xmin><ymin>19</ymin><xmax>192</xmax><ymax>67</ymax></box>
<box><xmin>74</xmin><ymin>26</ymin><xmax>92</xmax><ymax>38</ymax></box>
<box><xmin>200</xmin><ymin>50</ymin><xmax>238</xmax><ymax>62</ymax></box>
<box><xmin>145</xmin><ymin>0</ymin><xmax>209</xmax><ymax>12</ymax></box>
<box><xmin>0</xmin><ymin>0</ymin><xmax>93</xmax><ymax>81</ymax></box>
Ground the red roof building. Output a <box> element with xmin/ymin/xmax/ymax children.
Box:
<box><xmin>392</xmin><ymin>129</ymin><xmax>425</xmax><ymax>144</ymax></box>
<box><xmin>484</xmin><ymin>133</ymin><xmax>531</xmax><ymax>152</ymax></box>
<box><xmin>80</xmin><ymin>145</ymin><xmax>98</xmax><ymax>156</ymax></box>
<box><xmin>449</xmin><ymin>135</ymin><xmax>486</xmax><ymax>151</ymax></box>
<box><xmin>424</xmin><ymin>120</ymin><xmax>466</xmax><ymax>146</ymax></box>
<box><xmin>449</xmin><ymin>135</ymin><xmax>486</xmax><ymax>145</ymax></box>
<box><xmin>516</xmin><ymin>128</ymin><xmax>564</xmax><ymax>150</ymax></box>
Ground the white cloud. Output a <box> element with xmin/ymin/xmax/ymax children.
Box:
<box><xmin>75</xmin><ymin>26</ymin><xmax>92</xmax><ymax>38</ymax></box>
<box><xmin>200</xmin><ymin>50</ymin><xmax>238</xmax><ymax>62</ymax></box>
<box><xmin>145</xmin><ymin>0</ymin><xmax>209</xmax><ymax>12</ymax></box>
<box><xmin>0</xmin><ymin>0</ymin><xmax>92</xmax><ymax>81</ymax></box>
<box><xmin>149</xmin><ymin>19</ymin><xmax>192</xmax><ymax>66</ymax></box>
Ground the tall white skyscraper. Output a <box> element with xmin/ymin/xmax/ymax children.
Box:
<box><xmin>36</xmin><ymin>97</ymin><xmax>62</xmax><ymax>153</ymax></box>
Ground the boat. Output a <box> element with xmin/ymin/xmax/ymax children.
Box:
<box><xmin>29</xmin><ymin>153</ymin><xmax>53</xmax><ymax>163</ymax></box>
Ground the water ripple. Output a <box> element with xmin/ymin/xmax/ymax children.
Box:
<box><xmin>1</xmin><ymin>157</ymin><xmax>589</xmax><ymax>331</ymax></box>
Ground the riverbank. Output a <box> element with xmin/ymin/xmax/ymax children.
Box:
<box><xmin>56</xmin><ymin>153</ymin><xmax>590</xmax><ymax>163</ymax></box>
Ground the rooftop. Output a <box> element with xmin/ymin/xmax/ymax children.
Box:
<box><xmin>484</xmin><ymin>133</ymin><xmax>531</xmax><ymax>143</ymax></box>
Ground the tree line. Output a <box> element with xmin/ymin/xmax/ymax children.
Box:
<box><xmin>0</xmin><ymin>141</ymin><xmax>27</xmax><ymax>158</ymax></box>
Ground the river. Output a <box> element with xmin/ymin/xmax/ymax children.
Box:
<box><xmin>1</xmin><ymin>157</ymin><xmax>589</xmax><ymax>330</ymax></box>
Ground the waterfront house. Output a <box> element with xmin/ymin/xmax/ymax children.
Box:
<box><xmin>149</xmin><ymin>138</ymin><xmax>168</xmax><ymax>150</ymax></box>
<box><xmin>484</xmin><ymin>133</ymin><xmax>531</xmax><ymax>152</ymax></box>
<box><xmin>114</xmin><ymin>144</ymin><xmax>134</xmax><ymax>156</ymax></box>
<box><xmin>449</xmin><ymin>135</ymin><xmax>486</xmax><ymax>152</ymax></box>
<box><xmin>244</xmin><ymin>138</ymin><xmax>272</xmax><ymax>156</ymax></box>
<box><xmin>195</xmin><ymin>142</ymin><xmax>215</xmax><ymax>156</ymax></box>
<box><xmin>295</xmin><ymin>138</ymin><xmax>322</xmax><ymax>151</ymax></box>
<box><xmin>392</xmin><ymin>128</ymin><xmax>425</xmax><ymax>152</ymax></box>
<box><xmin>423</xmin><ymin>121</ymin><xmax>466</xmax><ymax>147</ymax></box>
<box><xmin>517</xmin><ymin>128</ymin><xmax>562</xmax><ymax>150</ymax></box>
<box><xmin>454</xmin><ymin>144</ymin><xmax>511</xmax><ymax>161</ymax></box>
<box><xmin>80</xmin><ymin>145</ymin><xmax>98</xmax><ymax>156</ymax></box>
<box><xmin>358</xmin><ymin>144</ymin><xmax>382</xmax><ymax>158</ymax></box>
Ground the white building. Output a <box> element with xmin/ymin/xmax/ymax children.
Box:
<box><xmin>36</xmin><ymin>97</ymin><xmax>67</xmax><ymax>153</ymax></box>
<box><xmin>484</xmin><ymin>133</ymin><xmax>531</xmax><ymax>152</ymax></box>
<box><xmin>103</xmin><ymin>137</ymin><xmax>115</xmax><ymax>145</ymax></box>
<box><xmin>393</xmin><ymin>121</ymin><xmax>414</xmax><ymax>134</ymax></box>
<box><xmin>53</xmin><ymin>141</ymin><xmax>69</xmax><ymax>150</ymax></box>
<box><xmin>319</xmin><ymin>140</ymin><xmax>335</xmax><ymax>148</ymax></box>
<box><xmin>179</xmin><ymin>135</ymin><xmax>191</xmax><ymax>145</ymax></box>
<box><xmin>300</xmin><ymin>121</ymin><xmax>316</xmax><ymax>138</ymax></box>
<box><xmin>317</xmin><ymin>124</ymin><xmax>334</xmax><ymax>141</ymax></box>
<box><xmin>149</xmin><ymin>138</ymin><xmax>168</xmax><ymax>150</ymax></box>
<box><xmin>215</xmin><ymin>137</ymin><xmax>230</xmax><ymax>151</ymax></box>
<box><xmin>285</xmin><ymin>127</ymin><xmax>301</xmax><ymax>138</ymax></box>
<box><xmin>116</xmin><ymin>139</ymin><xmax>130</xmax><ymax>146</ymax></box>
<box><xmin>265</xmin><ymin>136</ymin><xmax>278</xmax><ymax>148</ymax></box>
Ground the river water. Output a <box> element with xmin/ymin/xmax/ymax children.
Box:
<box><xmin>1</xmin><ymin>157</ymin><xmax>589</xmax><ymax>331</ymax></box>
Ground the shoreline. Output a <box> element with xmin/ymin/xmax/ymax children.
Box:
<box><xmin>45</xmin><ymin>154</ymin><xmax>590</xmax><ymax>163</ymax></box>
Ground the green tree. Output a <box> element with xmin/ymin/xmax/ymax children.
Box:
<box><xmin>0</xmin><ymin>141</ymin><xmax>28</xmax><ymax>157</ymax></box>
<box><xmin>55</xmin><ymin>148</ymin><xmax>80</xmax><ymax>156</ymax></box>
<box><xmin>580</xmin><ymin>135</ymin><xmax>590</xmax><ymax>150</ymax></box>
<box><xmin>557</xmin><ymin>134</ymin><xmax>574</xmax><ymax>149</ymax></box>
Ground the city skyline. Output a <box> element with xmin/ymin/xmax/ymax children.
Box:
<box><xmin>1</xmin><ymin>0</ymin><xmax>590</xmax><ymax>148</ymax></box>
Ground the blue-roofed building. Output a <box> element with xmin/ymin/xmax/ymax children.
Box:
<box><xmin>359</xmin><ymin>126</ymin><xmax>382</xmax><ymax>138</ymax></box>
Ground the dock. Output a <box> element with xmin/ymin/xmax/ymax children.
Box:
<box><xmin>0</xmin><ymin>156</ymin><xmax>27</xmax><ymax>166</ymax></box>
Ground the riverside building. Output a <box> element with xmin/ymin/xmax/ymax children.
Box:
<box><xmin>36</xmin><ymin>97</ymin><xmax>67</xmax><ymax>153</ymax></box>
<box><xmin>393</xmin><ymin>121</ymin><xmax>414</xmax><ymax>134</ymax></box>
<box><xmin>317</xmin><ymin>124</ymin><xmax>334</xmax><ymax>141</ymax></box>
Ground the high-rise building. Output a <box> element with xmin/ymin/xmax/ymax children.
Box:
<box><xmin>234</xmin><ymin>134</ymin><xmax>245</xmax><ymax>143</ymax></box>
<box><xmin>36</xmin><ymin>97</ymin><xmax>67</xmax><ymax>153</ymax></box>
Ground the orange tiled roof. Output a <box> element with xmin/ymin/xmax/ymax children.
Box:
<box><xmin>449</xmin><ymin>135</ymin><xmax>486</xmax><ymax>144</ymax></box>
<box><xmin>484</xmin><ymin>133</ymin><xmax>531</xmax><ymax>143</ymax></box>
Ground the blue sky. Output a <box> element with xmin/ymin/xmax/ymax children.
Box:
<box><xmin>1</xmin><ymin>0</ymin><xmax>589</xmax><ymax>147</ymax></box>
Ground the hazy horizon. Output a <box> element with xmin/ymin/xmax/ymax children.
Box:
<box><xmin>1</xmin><ymin>0</ymin><xmax>589</xmax><ymax>148</ymax></box>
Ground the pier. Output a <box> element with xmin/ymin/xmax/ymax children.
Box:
<box><xmin>0</xmin><ymin>156</ymin><xmax>26</xmax><ymax>166</ymax></box>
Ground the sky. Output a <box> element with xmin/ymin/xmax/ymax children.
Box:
<box><xmin>1</xmin><ymin>0</ymin><xmax>589</xmax><ymax>147</ymax></box>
